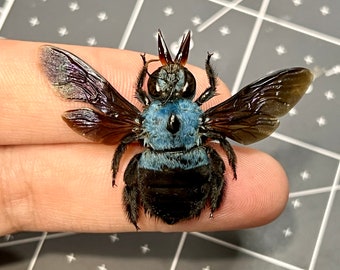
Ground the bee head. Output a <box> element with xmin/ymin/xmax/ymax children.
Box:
<box><xmin>147</xmin><ymin>30</ymin><xmax>196</xmax><ymax>102</ymax></box>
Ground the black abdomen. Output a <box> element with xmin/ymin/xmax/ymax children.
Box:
<box><xmin>122</xmin><ymin>146</ymin><xmax>225</xmax><ymax>229</ymax></box>
<box><xmin>139</xmin><ymin>165</ymin><xmax>211</xmax><ymax>224</ymax></box>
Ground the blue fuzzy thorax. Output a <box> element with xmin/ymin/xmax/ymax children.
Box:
<box><xmin>142</xmin><ymin>99</ymin><xmax>203</xmax><ymax>151</ymax></box>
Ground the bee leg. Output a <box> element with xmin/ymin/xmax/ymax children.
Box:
<box><xmin>205</xmin><ymin>132</ymin><xmax>237</xmax><ymax>180</ymax></box>
<box><xmin>123</xmin><ymin>153</ymin><xmax>142</xmax><ymax>230</ymax></box>
<box><xmin>111</xmin><ymin>134</ymin><xmax>137</xmax><ymax>186</ymax></box>
<box><xmin>135</xmin><ymin>53</ymin><xmax>151</xmax><ymax>106</ymax></box>
<box><xmin>206</xmin><ymin>146</ymin><xmax>226</xmax><ymax>217</ymax></box>
<box><xmin>218</xmin><ymin>138</ymin><xmax>237</xmax><ymax>180</ymax></box>
<box><xmin>195</xmin><ymin>52</ymin><xmax>217</xmax><ymax>106</ymax></box>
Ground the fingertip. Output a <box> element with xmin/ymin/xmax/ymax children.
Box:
<box><xmin>224</xmin><ymin>146</ymin><xmax>289</xmax><ymax>228</ymax></box>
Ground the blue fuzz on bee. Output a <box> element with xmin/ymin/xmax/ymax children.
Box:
<box><xmin>141</xmin><ymin>99</ymin><xmax>203</xmax><ymax>151</ymax></box>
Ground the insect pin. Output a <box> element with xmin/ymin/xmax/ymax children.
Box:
<box><xmin>40</xmin><ymin>30</ymin><xmax>313</xmax><ymax>230</ymax></box>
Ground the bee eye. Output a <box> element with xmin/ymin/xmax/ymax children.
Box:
<box><xmin>147</xmin><ymin>68</ymin><xmax>162</xmax><ymax>97</ymax></box>
<box><xmin>180</xmin><ymin>71</ymin><xmax>196</xmax><ymax>99</ymax></box>
<box><xmin>148</xmin><ymin>74</ymin><xmax>164</xmax><ymax>99</ymax></box>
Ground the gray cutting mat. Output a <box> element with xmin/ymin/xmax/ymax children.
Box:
<box><xmin>1</xmin><ymin>0</ymin><xmax>339</xmax><ymax>269</ymax></box>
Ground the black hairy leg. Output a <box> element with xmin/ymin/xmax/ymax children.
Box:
<box><xmin>135</xmin><ymin>54</ymin><xmax>150</xmax><ymax>106</ymax></box>
<box><xmin>206</xmin><ymin>146</ymin><xmax>226</xmax><ymax>217</ymax></box>
<box><xmin>135</xmin><ymin>53</ymin><xmax>160</xmax><ymax>106</ymax></box>
<box><xmin>111</xmin><ymin>134</ymin><xmax>138</xmax><ymax>186</ymax></box>
<box><xmin>204</xmin><ymin>131</ymin><xmax>237</xmax><ymax>180</ymax></box>
<box><xmin>195</xmin><ymin>52</ymin><xmax>217</xmax><ymax>106</ymax></box>
<box><xmin>122</xmin><ymin>153</ymin><xmax>142</xmax><ymax>230</ymax></box>
<box><xmin>218</xmin><ymin>138</ymin><xmax>237</xmax><ymax>180</ymax></box>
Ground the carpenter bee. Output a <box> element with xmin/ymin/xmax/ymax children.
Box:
<box><xmin>40</xmin><ymin>30</ymin><xmax>313</xmax><ymax>230</ymax></box>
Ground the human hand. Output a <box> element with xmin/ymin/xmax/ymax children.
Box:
<box><xmin>0</xmin><ymin>39</ymin><xmax>288</xmax><ymax>235</ymax></box>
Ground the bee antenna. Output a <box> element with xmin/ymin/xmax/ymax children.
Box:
<box><xmin>174</xmin><ymin>30</ymin><xmax>191</xmax><ymax>65</ymax></box>
<box><xmin>158</xmin><ymin>30</ymin><xmax>173</xmax><ymax>65</ymax></box>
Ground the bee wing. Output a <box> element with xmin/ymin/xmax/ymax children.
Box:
<box><xmin>40</xmin><ymin>45</ymin><xmax>141</xmax><ymax>144</ymax></box>
<box><xmin>203</xmin><ymin>67</ymin><xmax>313</xmax><ymax>145</ymax></box>
<box><xmin>61</xmin><ymin>108</ymin><xmax>140</xmax><ymax>144</ymax></box>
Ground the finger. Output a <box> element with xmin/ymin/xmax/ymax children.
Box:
<box><xmin>0</xmin><ymin>144</ymin><xmax>288</xmax><ymax>234</ymax></box>
<box><xmin>0</xmin><ymin>40</ymin><xmax>230</xmax><ymax>145</ymax></box>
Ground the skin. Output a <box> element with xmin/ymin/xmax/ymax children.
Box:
<box><xmin>0</xmin><ymin>39</ymin><xmax>289</xmax><ymax>235</ymax></box>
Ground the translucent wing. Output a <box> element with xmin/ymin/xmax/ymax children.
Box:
<box><xmin>40</xmin><ymin>45</ymin><xmax>141</xmax><ymax>144</ymax></box>
<box><xmin>203</xmin><ymin>67</ymin><xmax>313</xmax><ymax>145</ymax></box>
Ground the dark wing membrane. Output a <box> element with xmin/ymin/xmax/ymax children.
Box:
<box><xmin>62</xmin><ymin>108</ymin><xmax>139</xmax><ymax>144</ymax></box>
<box><xmin>40</xmin><ymin>45</ymin><xmax>141</xmax><ymax>144</ymax></box>
<box><xmin>204</xmin><ymin>68</ymin><xmax>313</xmax><ymax>145</ymax></box>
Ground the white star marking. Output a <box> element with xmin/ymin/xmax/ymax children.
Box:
<box><xmin>97</xmin><ymin>12</ymin><xmax>108</xmax><ymax>21</ymax></box>
<box><xmin>191</xmin><ymin>16</ymin><xmax>202</xmax><ymax>26</ymax></box>
<box><xmin>324</xmin><ymin>90</ymin><xmax>335</xmax><ymax>100</ymax></box>
<box><xmin>87</xmin><ymin>37</ymin><xmax>97</xmax><ymax>46</ymax></box>
<box><xmin>291</xmin><ymin>199</ymin><xmax>302</xmax><ymax>209</ymax></box>
<box><xmin>66</xmin><ymin>253</ymin><xmax>76</xmax><ymax>263</ymax></box>
<box><xmin>109</xmin><ymin>234</ymin><xmax>119</xmax><ymax>243</ymax></box>
<box><xmin>304</xmin><ymin>55</ymin><xmax>314</xmax><ymax>65</ymax></box>
<box><xmin>140</xmin><ymin>244</ymin><xmax>150</xmax><ymax>254</ymax></box>
<box><xmin>320</xmin><ymin>6</ymin><xmax>330</xmax><ymax>16</ymax></box>
<box><xmin>275</xmin><ymin>45</ymin><xmax>286</xmax><ymax>55</ymax></box>
<box><xmin>29</xmin><ymin>17</ymin><xmax>40</xmax><ymax>27</ymax></box>
<box><xmin>316</xmin><ymin>116</ymin><xmax>327</xmax><ymax>127</ymax></box>
<box><xmin>219</xmin><ymin>26</ymin><xmax>230</xmax><ymax>36</ymax></box>
<box><xmin>69</xmin><ymin>2</ymin><xmax>79</xmax><ymax>12</ymax></box>
<box><xmin>300</xmin><ymin>170</ymin><xmax>310</xmax><ymax>181</ymax></box>
<box><xmin>283</xmin><ymin>227</ymin><xmax>292</xmax><ymax>238</ymax></box>
<box><xmin>58</xmin><ymin>26</ymin><xmax>69</xmax><ymax>37</ymax></box>
<box><xmin>163</xmin><ymin>6</ymin><xmax>174</xmax><ymax>16</ymax></box>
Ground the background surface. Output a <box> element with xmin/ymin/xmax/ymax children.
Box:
<box><xmin>0</xmin><ymin>0</ymin><xmax>339</xmax><ymax>269</ymax></box>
